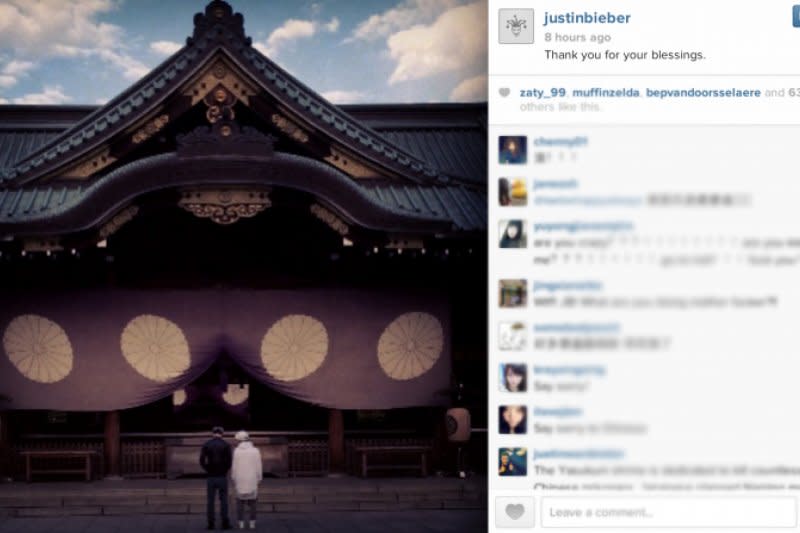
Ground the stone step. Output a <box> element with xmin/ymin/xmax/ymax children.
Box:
<box><xmin>1</xmin><ymin>498</ymin><xmax>485</xmax><ymax>517</ymax></box>
<box><xmin>0</xmin><ymin>477</ymin><xmax>487</xmax><ymax>515</ymax></box>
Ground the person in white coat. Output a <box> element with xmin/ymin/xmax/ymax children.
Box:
<box><xmin>231</xmin><ymin>430</ymin><xmax>262</xmax><ymax>530</ymax></box>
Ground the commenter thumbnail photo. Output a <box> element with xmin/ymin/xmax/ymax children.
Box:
<box><xmin>499</xmin><ymin>220</ymin><xmax>526</xmax><ymax>248</ymax></box>
<box><xmin>499</xmin><ymin>279</ymin><xmax>527</xmax><ymax>308</ymax></box>
<box><xmin>498</xmin><ymin>447</ymin><xmax>527</xmax><ymax>476</ymax></box>
<box><xmin>498</xmin><ymin>322</ymin><xmax>526</xmax><ymax>351</ymax></box>
<box><xmin>499</xmin><ymin>405</ymin><xmax>527</xmax><ymax>434</ymax></box>
<box><xmin>498</xmin><ymin>136</ymin><xmax>527</xmax><ymax>164</ymax></box>
<box><xmin>499</xmin><ymin>178</ymin><xmax>527</xmax><ymax>206</ymax></box>
<box><xmin>499</xmin><ymin>363</ymin><xmax>527</xmax><ymax>393</ymax></box>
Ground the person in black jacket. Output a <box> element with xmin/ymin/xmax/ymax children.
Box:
<box><xmin>200</xmin><ymin>426</ymin><xmax>233</xmax><ymax>530</ymax></box>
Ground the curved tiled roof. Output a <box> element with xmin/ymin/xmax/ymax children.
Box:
<box><xmin>0</xmin><ymin>104</ymin><xmax>487</xmax><ymax>184</ymax></box>
<box><xmin>0</xmin><ymin>48</ymin><xmax>205</xmax><ymax>184</ymax></box>
<box><xmin>1</xmin><ymin>1</ymin><xmax>481</xmax><ymax>188</ymax></box>
<box><xmin>379</xmin><ymin>128</ymin><xmax>486</xmax><ymax>185</ymax></box>
<box><xmin>0</xmin><ymin>111</ymin><xmax>487</xmax><ymax>184</ymax></box>
<box><xmin>0</xmin><ymin>150</ymin><xmax>488</xmax><ymax>236</ymax></box>
<box><xmin>0</xmin><ymin>130</ymin><xmax>60</xmax><ymax>170</ymax></box>
<box><xmin>0</xmin><ymin>1</ymin><xmax>486</xmax><ymax>236</ymax></box>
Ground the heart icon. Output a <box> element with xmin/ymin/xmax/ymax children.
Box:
<box><xmin>505</xmin><ymin>503</ymin><xmax>525</xmax><ymax>520</ymax></box>
<box><xmin>499</xmin><ymin>87</ymin><xmax>510</xmax><ymax>97</ymax></box>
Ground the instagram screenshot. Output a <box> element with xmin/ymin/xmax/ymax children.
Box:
<box><xmin>490</xmin><ymin>1</ymin><xmax>800</xmax><ymax>530</ymax></box>
<box><xmin>0</xmin><ymin>1</ymin><xmax>486</xmax><ymax>531</ymax></box>
<box><xmin>9</xmin><ymin>0</ymin><xmax>800</xmax><ymax>531</ymax></box>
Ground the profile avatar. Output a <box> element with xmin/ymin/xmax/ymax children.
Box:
<box><xmin>498</xmin><ymin>447</ymin><xmax>527</xmax><ymax>476</ymax></box>
<box><xmin>499</xmin><ymin>136</ymin><xmax>527</xmax><ymax>164</ymax></box>
<box><xmin>499</xmin><ymin>220</ymin><xmax>527</xmax><ymax>248</ymax></box>
<box><xmin>499</xmin><ymin>405</ymin><xmax>527</xmax><ymax>434</ymax></box>
<box><xmin>499</xmin><ymin>363</ymin><xmax>527</xmax><ymax>392</ymax></box>
<box><xmin>506</xmin><ymin>15</ymin><xmax>527</xmax><ymax>37</ymax></box>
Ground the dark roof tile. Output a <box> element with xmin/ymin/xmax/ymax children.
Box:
<box><xmin>378</xmin><ymin>128</ymin><xmax>485</xmax><ymax>184</ymax></box>
<box><xmin>361</xmin><ymin>183</ymin><xmax>485</xmax><ymax>231</ymax></box>
<box><xmin>0</xmin><ymin>131</ymin><xmax>60</xmax><ymax>170</ymax></box>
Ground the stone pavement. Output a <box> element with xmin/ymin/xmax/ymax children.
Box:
<box><xmin>0</xmin><ymin>510</ymin><xmax>486</xmax><ymax>532</ymax></box>
<box><xmin>0</xmin><ymin>476</ymin><xmax>485</xmax><ymax>517</ymax></box>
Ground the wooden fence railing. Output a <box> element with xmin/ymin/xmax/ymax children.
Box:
<box><xmin>11</xmin><ymin>439</ymin><xmax>104</xmax><ymax>480</ymax></box>
<box><xmin>344</xmin><ymin>437</ymin><xmax>433</xmax><ymax>476</ymax></box>
<box><xmin>121</xmin><ymin>439</ymin><xmax>165</xmax><ymax>478</ymax></box>
<box><xmin>10</xmin><ymin>438</ymin><xmax>166</xmax><ymax>479</ymax></box>
<box><xmin>287</xmin><ymin>438</ymin><xmax>328</xmax><ymax>476</ymax></box>
<box><xmin>7</xmin><ymin>431</ymin><xmax>485</xmax><ymax>479</ymax></box>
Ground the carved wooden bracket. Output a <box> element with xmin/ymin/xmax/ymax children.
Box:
<box><xmin>324</xmin><ymin>146</ymin><xmax>379</xmax><ymax>179</ymax></box>
<box><xmin>178</xmin><ymin>189</ymin><xmax>271</xmax><ymax>225</ymax></box>
<box><xmin>63</xmin><ymin>148</ymin><xmax>117</xmax><ymax>180</ymax></box>
<box><xmin>310</xmin><ymin>203</ymin><xmax>349</xmax><ymax>236</ymax></box>
<box><xmin>132</xmin><ymin>114</ymin><xmax>170</xmax><ymax>144</ymax></box>
<box><xmin>23</xmin><ymin>238</ymin><xmax>62</xmax><ymax>253</ymax></box>
<box><xmin>99</xmin><ymin>205</ymin><xmax>140</xmax><ymax>239</ymax></box>
<box><xmin>271</xmin><ymin>114</ymin><xmax>309</xmax><ymax>144</ymax></box>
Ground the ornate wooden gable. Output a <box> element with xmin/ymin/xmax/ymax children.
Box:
<box><xmin>0</xmin><ymin>1</ymin><xmax>485</xmax><ymax>244</ymax></box>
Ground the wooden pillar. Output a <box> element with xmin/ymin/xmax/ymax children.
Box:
<box><xmin>432</xmin><ymin>407</ymin><xmax>447</xmax><ymax>473</ymax></box>
<box><xmin>104</xmin><ymin>410</ymin><xmax>121</xmax><ymax>479</ymax></box>
<box><xmin>0</xmin><ymin>411</ymin><xmax>8</xmax><ymax>447</ymax></box>
<box><xmin>0</xmin><ymin>411</ymin><xmax>9</xmax><ymax>479</ymax></box>
<box><xmin>328</xmin><ymin>409</ymin><xmax>345</xmax><ymax>475</ymax></box>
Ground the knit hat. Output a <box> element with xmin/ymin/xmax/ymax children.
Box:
<box><xmin>235</xmin><ymin>430</ymin><xmax>250</xmax><ymax>441</ymax></box>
